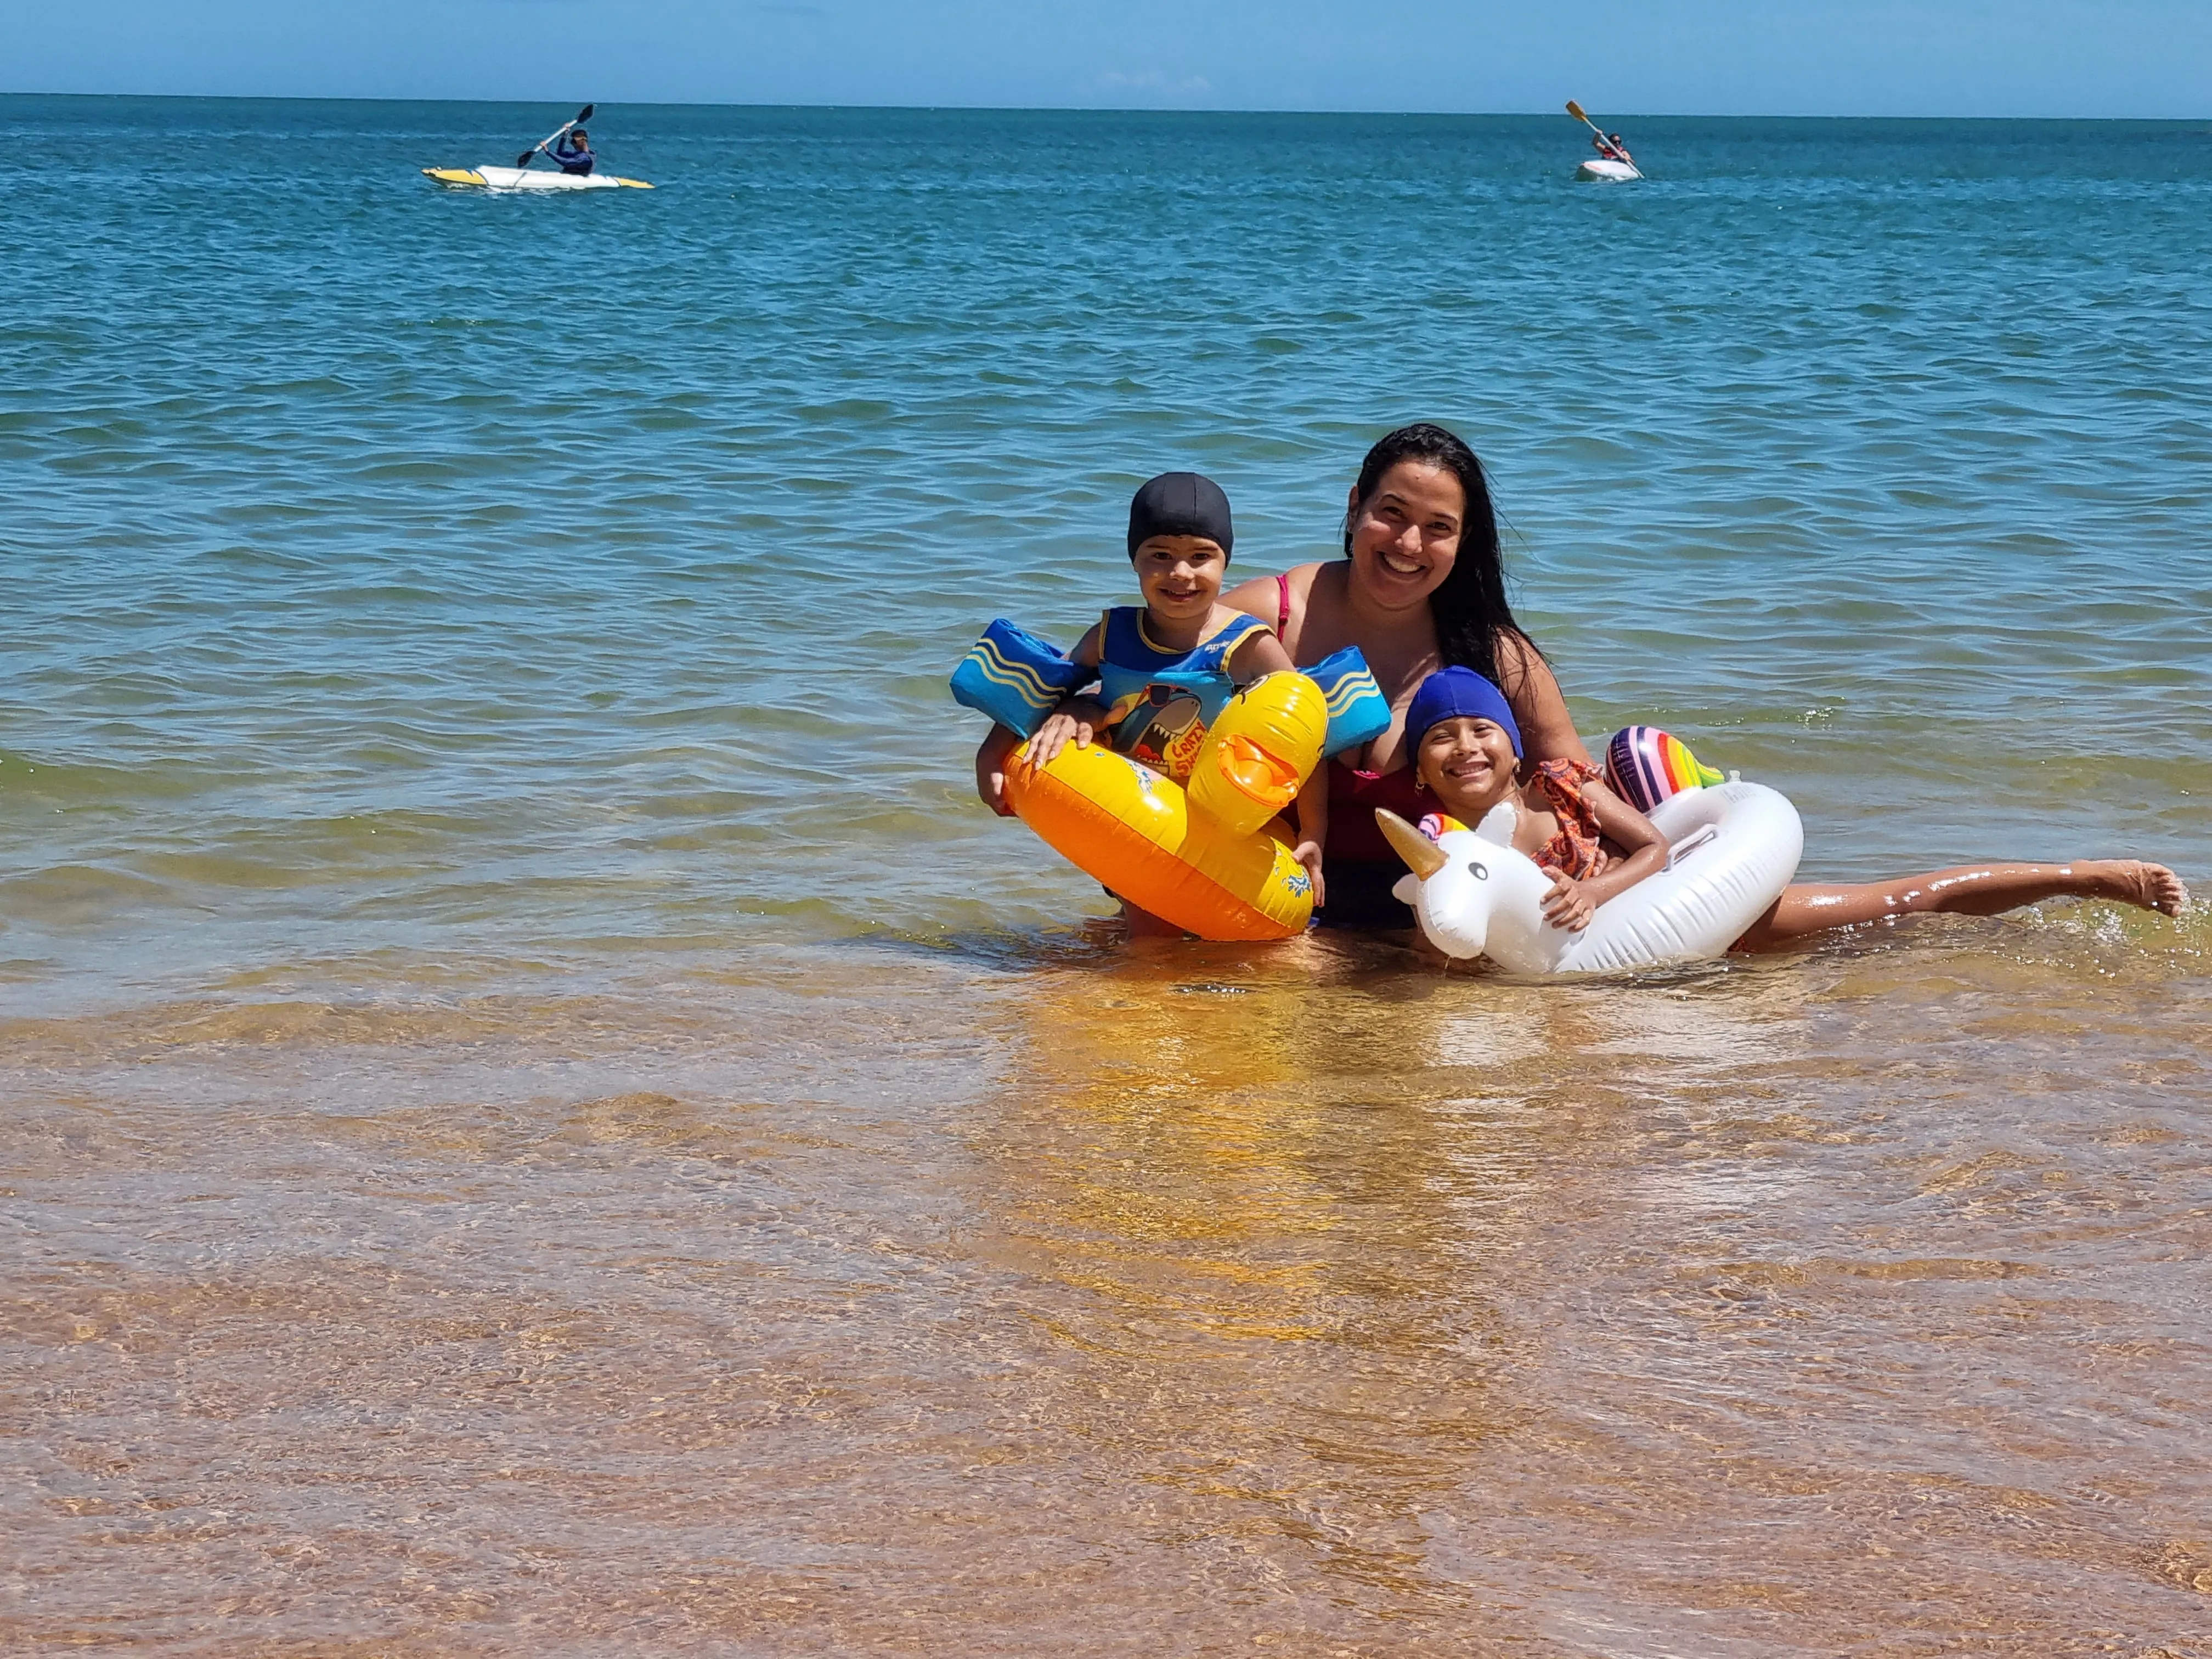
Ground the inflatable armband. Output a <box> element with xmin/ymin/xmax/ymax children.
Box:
<box><xmin>953</xmin><ymin>619</ymin><xmax>1390</xmax><ymax>761</ymax></box>
<box><xmin>950</xmin><ymin>619</ymin><xmax>1087</xmax><ymax>737</ymax></box>
<box><xmin>1304</xmin><ymin>645</ymin><xmax>1392</xmax><ymax>758</ymax></box>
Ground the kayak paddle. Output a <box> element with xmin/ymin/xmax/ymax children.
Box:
<box><xmin>517</xmin><ymin>104</ymin><xmax>593</xmax><ymax>170</ymax></box>
<box><xmin>1565</xmin><ymin>99</ymin><xmax>1624</xmax><ymax>158</ymax></box>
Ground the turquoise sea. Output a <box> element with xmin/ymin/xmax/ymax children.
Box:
<box><xmin>6</xmin><ymin>98</ymin><xmax>2211</xmax><ymax>1653</ymax></box>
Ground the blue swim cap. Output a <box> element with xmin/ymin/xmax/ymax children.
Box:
<box><xmin>1406</xmin><ymin>667</ymin><xmax>1521</xmax><ymax>759</ymax></box>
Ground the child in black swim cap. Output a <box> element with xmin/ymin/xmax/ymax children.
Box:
<box><xmin>1026</xmin><ymin>473</ymin><xmax>1285</xmax><ymax>769</ymax></box>
<box><xmin>1020</xmin><ymin>472</ymin><xmax>1327</xmax><ymax>921</ymax></box>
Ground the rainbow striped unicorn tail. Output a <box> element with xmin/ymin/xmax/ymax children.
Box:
<box><xmin>1604</xmin><ymin>725</ymin><xmax>1728</xmax><ymax>814</ymax></box>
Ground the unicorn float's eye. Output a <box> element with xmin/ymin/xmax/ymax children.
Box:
<box><xmin>1468</xmin><ymin>862</ymin><xmax>1488</xmax><ymax>881</ymax></box>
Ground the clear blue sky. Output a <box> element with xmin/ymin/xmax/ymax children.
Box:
<box><xmin>13</xmin><ymin>0</ymin><xmax>2208</xmax><ymax>117</ymax></box>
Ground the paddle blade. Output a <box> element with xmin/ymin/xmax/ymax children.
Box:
<box><xmin>516</xmin><ymin>151</ymin><xmax>535</xmax><ymax>167</ymax></box>
<box><xmin>576</xmin><ymin>104</ymin><xmax>594</xmax><ymax>123</ymax></box>
<box><xmin>1566</xmin><ymin>99</ymin><xmax>1588</xmax><ymax>122</ymax></box>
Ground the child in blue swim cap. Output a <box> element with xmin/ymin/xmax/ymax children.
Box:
<box><xmin>1406</xmin><ymin>665</ymin><xmax>1669</xmax><ymax>933</ymax></box>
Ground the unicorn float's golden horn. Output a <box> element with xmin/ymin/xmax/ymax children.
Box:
<box><xmin>1375</xmin><ymin>808</ymin><xmax>1449</xmax><ymax>879</ymax></box>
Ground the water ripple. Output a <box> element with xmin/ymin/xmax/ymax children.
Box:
<box><xmin>3</xmin><ymin>101</ymin><xmax>2209</xmax><ymax>1008</ymax></box>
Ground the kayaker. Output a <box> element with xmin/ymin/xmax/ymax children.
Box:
<box><xmin>1592</xmin><ymin>131</ymin><xmax>1632</xmax><ymax>164</ymax></box>
<box><xmin>550</xmin><ymin>127</ymin><xmax>595</xmax><ymax>176</ymax></box>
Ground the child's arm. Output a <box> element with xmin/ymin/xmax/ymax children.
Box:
<box><xmin>1227</xmin><ymin>627</ymin><xmax>1296</xmax><ymax>682</ymax></box>
<box><xmin>1538</xmin><ymin>781</ymin><xmax>1669</xmax><ymax>930</ymax></box>
<box><xmin>1024</xmin><ymin>624</ymin><xmax>1105</xmax><ymax>766</ymax></box>
<box><xmin>975</xmin><ymin>724</ymin><xmax>1022</xmax><ymax>816</ymax></box>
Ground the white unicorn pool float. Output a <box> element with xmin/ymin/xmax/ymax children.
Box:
<box><xmin>1375</xmin><ymin>740</ymin><xmax>1805</xmax><ymax>975</ymax></box>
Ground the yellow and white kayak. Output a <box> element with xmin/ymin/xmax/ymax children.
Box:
<box><xmin>422</xmin><ymin>166</ymin><xmax>653</xmax><ymax>191</ymax></box>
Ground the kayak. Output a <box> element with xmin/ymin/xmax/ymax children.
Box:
<box><xmin>422</xmin><ymin>166</ymin><xmax>653</xmax><ymax>191</ymax></box>
<box><xmin>1576</xmin><ymin>158</ymin><xmax>1641</xmax><ymax>183</ymax></box>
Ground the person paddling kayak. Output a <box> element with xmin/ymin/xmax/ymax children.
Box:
<box><xmin>549</xmin><ymin>127</ymin><xmax>595</xmax><ymax>176</ymax></box>
<box><xmin>1591</xmin><ymin>130</ymin><xmax>1633</xmax><ymax>165</ymax></box>
<box><xmin>421</xmin><ymin>103</ymin><xmax>654</xmax><ymax>191</ymax></box>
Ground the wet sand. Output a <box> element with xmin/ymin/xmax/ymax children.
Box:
<box><xmin>9</xmin><ymin>918</ymin><xmax>2209</xmax><ymax>1654</ymax></box>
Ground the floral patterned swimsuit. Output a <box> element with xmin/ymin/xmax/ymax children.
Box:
<box><xmin>1527</xmin><ymin>759</ymin><xmax>1608</xmax><ymax>879</ymax></box>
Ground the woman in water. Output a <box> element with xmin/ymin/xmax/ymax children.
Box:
<box><xmin>1218</xmin><ymin>421</ymin><xmax>1592</xmax><ymax>927</ymax></box>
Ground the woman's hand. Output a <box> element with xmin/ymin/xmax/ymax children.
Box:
<box><xmin>1292</xmin><ymin>841</ymin><xmax>1328</xmax><ymax>910</ymax></box>
<box><xmin>1541</xmin><ymin>872</ymin><xmax>1595</xmax><ymax>932</ymax></box>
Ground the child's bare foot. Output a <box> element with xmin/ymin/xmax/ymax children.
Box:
<box><xmin>2081</xmin><ymin>860</ymin><xmax>2188</xmax><ymax>917</ymax></box>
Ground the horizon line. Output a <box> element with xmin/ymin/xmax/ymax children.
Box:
<box><xmin>8</xmin><ymin>90</ymin><xmax>2210</xmax><ymax>123</ymax></box>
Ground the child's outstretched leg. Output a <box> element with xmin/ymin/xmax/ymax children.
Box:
<box><xmin>1735</xmin><ymin>860</ymin><xmax>2187</xmax><ymax>951</ymax></box>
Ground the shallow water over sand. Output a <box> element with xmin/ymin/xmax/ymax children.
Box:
<box><xmin>10</xmin><ymin>928</ymin><xmax>2212</xmax><ymax>1652</ymax></box>
<box><xmin>4</xmin><ymin>99</ymin><xmax>2211</xmax><ymax>1652</ymax></box>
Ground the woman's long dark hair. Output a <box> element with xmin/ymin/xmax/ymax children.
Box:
<box><xmin>1341</xmin><ymin>423</ymin><xmax>1537</xmax><ymax>685</ymax></box>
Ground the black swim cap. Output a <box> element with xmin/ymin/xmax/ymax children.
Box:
<box><xmin>1127</xmin><ymin>472</ymin><xmax>1233</xmax><ymax>560</ymax></box>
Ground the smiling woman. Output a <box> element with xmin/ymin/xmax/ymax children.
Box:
<box><xmin>1220</xmin><ymin>422</ymin><xmax>1592</xmax><ymax>928</ymax></box>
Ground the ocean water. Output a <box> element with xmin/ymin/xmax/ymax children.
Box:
<box><xmin>5</xmin><ymin>97</ymin><xmax>2211</xmax><ymax>1653</ymax></box>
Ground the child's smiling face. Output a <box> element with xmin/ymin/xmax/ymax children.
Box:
<box><xmin>1418</xmin><ymin>715</ymin><xmax>1520</xmax><ymax>815</ymax></box>
<box><xmin>1132</xmin><ymin>535</ymin><xmax>1226</xmax><ymax>624</ymax></box>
